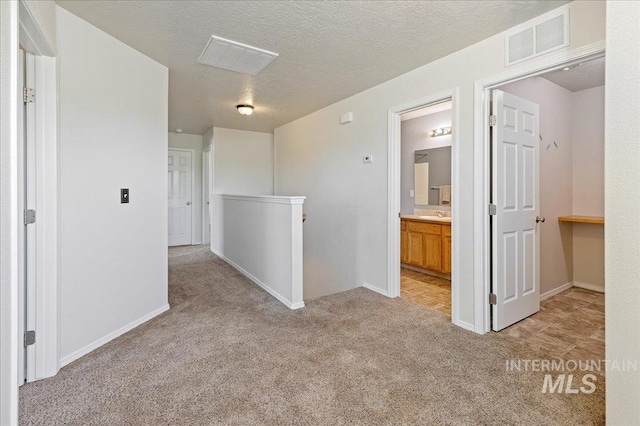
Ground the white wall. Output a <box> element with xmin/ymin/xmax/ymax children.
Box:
<box><xmin>497</xmin><ymin>77</ymin><xmax>574</xmax><ymax>296</ymax></box>
<box><xmin>572</xmin><ymin>85</ymin><xmax>604</xmax><ymax>291</ymax></box>
<box><xmin>211</xmin><ymin>195</ymin><xmax>304</xmax><ymax>309</ymax></box>
<box><xmin>205</xmin><ymin>127</ymin><xmax>274</xmax><ymax>195</ymax></box>
<box><xmin>605</xmin><ymin>1</ymin><xmax>640</xmax><ymax>421</ymax></box>
<box><xmin>169</xmin><ymin>132</ymin><xmax>203</xmax><ymax>244</ymax></box>
<box><xmin>57</xmin><ymin>7</ymin><xmax>169</xmax><ymax>364</ymax></box>
<box><xmin>0</xmin><ymin>1</ymin><xmax>19</xmax><ymax>423</ymax></box>
<box><xmin>274</xmin><ymin>1</ymin><xmax>605</xmax><ymax>309</ymax></box>
<box><xmin>572</xmin><ymin>86</ymin><xmax>604</xmax><ymax>216</ymax></box>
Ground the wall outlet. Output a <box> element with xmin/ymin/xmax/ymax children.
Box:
<box><xmin>410</xmin><ymin>189</ymin><xmax>415</xmax><ymax>197</ymax></box>
<box><xmin>363</xmin><ymin>155</ymin><xmax>373</xmax><ymax>164</ymax></box>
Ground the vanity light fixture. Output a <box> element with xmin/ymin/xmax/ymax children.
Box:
<box><xmin>430</xmin><ymin>127</ymin><xmax>452</xmax><ymax>137</ymax></box>
<box><xmin>237</xmin><ymin>104</ymin><xmax>254</xmax><ymax>116</ymax></box>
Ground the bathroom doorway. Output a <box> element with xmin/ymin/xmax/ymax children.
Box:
<box><xmin>387</xmin><ymin>89</ymin><xmax>462</xmax><ymax>326</ymax></box>
<box><xmin>399</xmin><ymin>102</ymin><xmax>453</xmax><ymax>318</ymax></box>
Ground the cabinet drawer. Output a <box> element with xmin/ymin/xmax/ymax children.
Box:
<box><xmin>400</xmin><ymin>220</ymin><xmax>406</xmax><ymax>230</ymax></box>
<box><xmin>407</xmin><ymin>221</ymin><xmax>441</xmax><ymax>235</ymax></box>
<box><xmin>442</xmin><ymin>224</ymin><xmax>451</xmax><ymax>237</ymax></box>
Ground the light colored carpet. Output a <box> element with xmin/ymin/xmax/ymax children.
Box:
<box><xmin>19</xmin><ymin>245</ymin><xmax>604</xmax><ymax>425</ymax></box>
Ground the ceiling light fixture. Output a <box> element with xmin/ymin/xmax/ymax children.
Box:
<box><xmin>430</xmin><ymin>127</ymin><xmax>452</xmax><ymax>137</ymax></box>
<box><xmin>237</xmin><ymin>104</ymin><xmax>254</xmax><ymax>116</ymax></box>
<box><xmin>175</xmin><ymin>128</ymin><xmax>183</xmax><ymax>133</ymax></box>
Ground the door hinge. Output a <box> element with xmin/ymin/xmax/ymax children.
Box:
<box><xmin>24</xmin><ymin>330</ymin><xmax>35</xmax><ymax>347</ymax></box>
<box><xmin>23</xmin><ymin>87</ymin><xmax>35</xmax><ymax>103</ymax></box>
<box><xmin>489</xmin><ymin>293</ymin><xmax>497</xmax><ymax>305</ymax></box>
<box><xmin>489</xmin><ymin>204</ymin><xmax>497</xmax><ymax>215</ymax></box>
<box><xmin>24</xmin><ymin>209</ymin><xmax>36</xmax><ymax>225</ymax></box>
<box><xmin>489</xmin><ymin>115</ymin><xmax>497</xmax><ymax>126</ymax></box>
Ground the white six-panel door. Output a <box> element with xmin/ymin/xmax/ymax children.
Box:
<box><xmin>168</xmin><ymin>150</ymin><xmax>193</xmax><ymax>246</ymax></box>
<box><xmin>491</xmin><ymin>89</ymin><xmax>541</xmax><ymax>331</ymax></box>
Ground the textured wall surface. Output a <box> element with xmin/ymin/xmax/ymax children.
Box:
<box><xmin>605</xmin><ymin>1</ymin><xmax>640</xmax><ymax>422</ymax></box>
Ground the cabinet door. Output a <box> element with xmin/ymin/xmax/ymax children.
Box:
<box><xmin>442</xmin><ymin>235</ymin><xmax>452</xmax><ymax>274</ymax></box>
<box><xmin>407</xmin><ymin>231</ymin><xmax>424</xmax><ymax>266</ymax></box>
<box><xmin>424</xmin><ymin>233</ymin><xmax>442</xmax><ymax>270</ymax></box>
<box><xmin>401</xmin><ymin>229</ymin><xmax>408</xmax><ymax>263</ymax></box>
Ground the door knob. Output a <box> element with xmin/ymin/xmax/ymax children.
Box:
<box><xmin>186</xmin><ymin>202</ymin><xmax>191</xmax><ymax>206</ymax></box>
<box><xmin>536</xmin><ymin>216</ymin><xmax>545</xmax><ymax>223</ymax></box>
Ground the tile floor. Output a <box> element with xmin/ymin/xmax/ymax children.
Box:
<box><xmin>400</xmin><ymin>267</ymin><xmax>452</xmax><ymax>317</ymax></box>
<box><xmin>499</xmin><ymin>287</ymin><xmax>605</xmax><ymax>364</ymax></box>
<box><xmin>400</xmin><ymin>268</ymin><xmax>605</xmax><ymax>366</ymax></box>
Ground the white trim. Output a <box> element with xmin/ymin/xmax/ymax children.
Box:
<box><xmin>540</xmin><ymin>282</ymin><xmax>573</xmax><ymax>301</ymax></box>
<box><xmin>454</xmin><ymin>320</ymin><xmax>476</xmax><ymax>333</ymax></box>
<box><xmin>573</xmin><ymin>281</ymin><xmax>604</xmax><ymax>293</ymax></box>
<box><xmin>168</xmin><ymin>147</ymin><xmax>197</xmax><ymax>245</ymax></box>
<box><xmin>59</xmin><ymin>304</ymin><xmax>170</xmax><ymax>368</ymax></box>
<box><xmin>1</xmin><ymin>3</ymin><xmax>20</xmax><ymax>423</ymax></box>
<box><xmin>33</xmin><ymin>54</ymin><xmax>58</xmax><ymax>380</ymax></box>
<box><xmin>473</xmin><ymin>41</ymin><xmax>606</xmax><ymax>335</ymax></box>
<box><xmin>217</xmin><ymin>194</ymin><xmax>306</xmax><ymax>205</ymax></box>
<box><xmin>387</xmin><ymin>88</ymin><xmax>462</xmax><ymax>329</ymax></box>
<box><xmin>212</xmin><ymin>248</ymin><xmax>305</xmax><ymax>310</ymax></box>
<box><xmin>363</xmin><ymin>282</ymin><xmax>390</xmax><ymax>297</ymax></box>
<box><xmin>18</xmin><ymin>0</ymin><xmax>57</xmax><ymax>57</ymax></box>
<box><xmin>201</xmin><ymin>145</ymin><xmax>212</xmax><ymax>244</ymax></box>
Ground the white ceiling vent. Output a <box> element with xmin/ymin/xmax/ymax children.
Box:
<box><xmin>505</xmin><ymin>7</ymin><xmax>569</xmax><ymax>67</ymax></box>
<box><xmin>197</xmin><ymin>35</ymin><xmax>278</xmax><ymax>75</ymax></box>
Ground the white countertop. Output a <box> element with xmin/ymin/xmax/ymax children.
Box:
<box><xmin>401</xmin><ymin>215</ymin><xmax>452</xmax><ymax>223</ymax></box>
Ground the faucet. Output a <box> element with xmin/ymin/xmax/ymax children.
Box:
<box><xmin>436</xmin><ymin>211</ymin><xmax>444</xmax><ymax>218</ymax></box>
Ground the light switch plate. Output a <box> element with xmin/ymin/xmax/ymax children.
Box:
<box><xmin>363</xmin><ymin>155</ymin><xmax>373</xmax><ymax>164</ymax></box>
<box><xmin>410</xmin><ymin>189</ymin><xmax>415</xmax><ymax>197</ymax></box>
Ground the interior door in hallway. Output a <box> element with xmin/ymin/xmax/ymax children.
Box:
<box><xmin>168</xmin><ymin>149</ymin><xmax>193</xmax><ymax>246</ymax></box>
<box><xmin>491</xmin><ymin>89</ymin><xmax>540</xmax><ymax>331</ymax></box>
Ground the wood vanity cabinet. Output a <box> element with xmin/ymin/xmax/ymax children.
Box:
<box><xmin>400</xmin><ymin>220</ymin><xmax>409</xmax><ymax>263</ymax></box>
<box><xmin>400</xmin><ymin>218</ymin><xmax>451</xmax><ymax>276</ymax></box>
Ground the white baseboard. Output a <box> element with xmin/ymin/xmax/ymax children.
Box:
<box><xmin>214</xmin><ymin>250</ymin><xmax>304</xmax><ymax>310</ymax></box>
<box><xmin>573</xmin><ymin>281</ymin><xmax>605</xmax><ymax>293</ymax></box>
<box><xmin>59</xmin><ymin>304</ymin><xmax>170</xmax><ymax>368</ymax></box>
<box><xmin>362</xmin><ymin>282</ymin><xmax>390</xmax><ymax>297</ymax></box>
<box><xmin>454</xmin><ymin>319</ymin><xmax>476</xmax><ymax>333</ymax></box>
<box><xmin>540</xmin><ymin>281</ymin><xmax>573</xmax><ymax>301</ymax></box>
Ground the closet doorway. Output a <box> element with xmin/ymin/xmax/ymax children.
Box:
<box><xmin>489</xmin><ymin>55</ymin><xmax>605</xmax><ymax>361</ymax></box>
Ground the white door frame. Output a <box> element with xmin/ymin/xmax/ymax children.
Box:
<box><xmin>19</xmin><ymin>2</ymin><xmax>59</xmax><ymax>382</ymax></box>
<box><xmin>473</xmin><ymin>41</ymin><xmax>605</xmax><ymax>334</ymax></box>
<box><xmin>168</xmin><ymin>147</ymin><xmax>196</xmax><ymax>245</ymax></box>
<box><xmin>387</xmin><ymin>88</ymin><xmax>464</xmax><ymax>328</ymax></box>
<box><xmin>2</xmin><ymin>1</ymin><xmax>58</xmax><ymax>420</ymax></box>
<box><xmin>202</xmin><ymin>145</ymin><xmax>212</xmax><ymax>244</ymax></box>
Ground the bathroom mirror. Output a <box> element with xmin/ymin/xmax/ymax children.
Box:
<box><xmin>413</xmin><ymin>147</ymin><xmax>451</xmax><ymax>207</ymax></box>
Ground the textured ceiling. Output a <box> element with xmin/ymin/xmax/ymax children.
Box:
<box><xmin>56</xmin><ymin>0</ymin><xmax>569</xmax><ymax>134</ymax></box>
<box><xmin>542</xmin><ymin>57</ymin><xmax>605</xmax><ymax>92</ymax></box>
